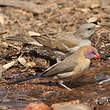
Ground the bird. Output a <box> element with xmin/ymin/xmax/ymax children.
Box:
<box><xmin>8</xmin><ymin>46</ymin><xmax>100</xmax><ymax>91</ymax></box>
<box><xmin>31</xmin><ymin>23</ymin><xmax>99</xmax><ymax>53</ymax></box>
<box><xmin>36</xmin><ymin>45</ymin><xmax>100</xmax><ymax>90</ymax></box>
<box><xmin>6</xmin><ymin>23</ymin><xmax>99</xmax><ymax>53</ymax></box>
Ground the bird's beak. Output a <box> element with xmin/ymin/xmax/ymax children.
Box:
<box><xmin>94</xmin><ymin>53</ymin><xmax>101</xmax><ymax>59</ymax></box>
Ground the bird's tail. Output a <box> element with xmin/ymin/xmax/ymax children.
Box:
<box><xmin>6</xmin><ymin>34</ymin><xmax>43</xmax><ymax>46</ymax></box>
<box><xmin>7</xmin><ymin>74</ymin><xmax>42</xmax><ymax>85</ymax></box>
<box><xmin>6</xmin><ymin>34</ymin><xmax>26</xmax><ymax>42</ymax></box>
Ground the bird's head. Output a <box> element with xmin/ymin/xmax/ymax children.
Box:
<box><xmin>80</xmin><ymin>46</ymin><xmax>100</xmax><ymax>59</ymax></box>
<box><xmin>77</xmin><ymin>23</ymin><xmax>100</xmax><ymax>39</ymax></box>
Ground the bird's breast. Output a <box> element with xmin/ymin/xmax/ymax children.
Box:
<box><xmin>69</xmin><ymin>40</ymin><xmax>91</xmax><ymax>53</ymax></box>
<box><xmin>78</xmin><ymin>58</ymin><xmax>90</xmax><ymax>72</ymax></box>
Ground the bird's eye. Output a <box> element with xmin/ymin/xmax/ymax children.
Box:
<box><xmin>88</xmin><ymin>28</ymin><xmax>92</xmax><ymax>30</ymax></box>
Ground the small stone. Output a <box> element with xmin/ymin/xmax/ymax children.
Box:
<box><xmin>26</xmin><ymin>62</ymin><xmax>36</xmax><ymax>67</ymax></box>
<box><xmin>90</xmin><ymin>4</ymin><xmax>100</xmax><ymax>8</ymax></box>
<box><xmin>25</xmin><ymin>102</ymin><xmax>52</xmax><ymax>110</ymax></box>
<box><xmin>87</xmin><ymin>16</ymin><xmax>98</xmax><ymax>23</ymax></box>
<box><xmin>87</xmin><ymin>15</ymin><xmax>102</xmax><ymax>24</ymax></box>
<box><xmin>52</xmin><ymin>102</ymin><xmax>91</xmax><ymax>110</ymax></box>
<box><xmin>0</xmin><ymin>14</ymin><xmax>8</xmax><ymax>25</ymax></box>
<box><xmin>28</xmin><ymin>31</ymin><xmax>41</xmax><ymax>36</ymax></box>
<box><xmin>77</xmin><ymin>8</ymin><xmax>90</xmax><ymax>13</ymax></box>
<box><xmin>0</xmin><ymin>105</ymin><xmax>8</xmax><ymax>110</ymax></box>
<box><xmin>1</xmin><ymin>42</ymin><xmax>9</xmax><ymax>48</ymax></box>
<box><xmin>0</xmin><ymin>14</ymin><xmax>5</xmax><ymax>25</ymax></box>
<box><xmin>90</xmin><ymin>0</ymin><xmax>100</xmax><ymax>9</ymax></box>
<box><xmin>18</xmin><ymin>57</ymin><xmax>27</xmax><ymax>66</ymax></box>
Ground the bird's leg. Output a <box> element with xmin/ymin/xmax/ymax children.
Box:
<box><xmin>98</xmin><ymin>78</ymin><xmax>110</xmax><ymax>85</ymax></box>
<box><xmin>58</xmin><ymin>80</ymin><xmax>72</xmax><ymax>91</ymax></box>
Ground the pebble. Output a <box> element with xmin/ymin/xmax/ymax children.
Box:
<box><xmin>25</xmin><ymin>102</ymin><xmax>52</xmax><ymax>110</ymax></box>
<box><xmin>51</xmin><ymin>102</ymin><xmax>91</xmax><ymax>110</ymax></box>
<box><xmin>25</xmin><ymin>101</ymin><xmax>92</xmax><ymax>110</ymax></box>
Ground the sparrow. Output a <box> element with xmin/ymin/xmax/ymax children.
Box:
<box><xmin>9</xmin><ymin>46</ymin><xmax>100</xmax><ymax>91</ymax></box>
<box><xmin>32</xmin><ymin>23</ymin><xmax>99</xmax><ymax>53</ymax></box>
<box><xmin>6</xmin><ymin>23</ymin><xmax>99</xmax><ymax>53</ymax></box>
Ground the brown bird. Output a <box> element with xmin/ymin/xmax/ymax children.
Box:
<box><xmin>13</xmin><ymin>45</ymin><xmax>99</xmax><ymax>91</ymax></box>
<box><xmin>6</xmin><ymin>23</ymin><xmax>99</xmax><ymax>53</ymax></box>
<box><xmin>37</xmin><ymin>45</ymin><xmax>100</xmax><ymax>90</ymax></box>
<box><xmin>32</xmin><ymin>23</ymin><xmax>99</xmax><ymax>53</ymax></box>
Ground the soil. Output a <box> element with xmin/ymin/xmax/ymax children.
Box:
<box><xmin>0</xmin><ymin>0</ymin><xmax>110</xmax><ymax>109</ymax></box>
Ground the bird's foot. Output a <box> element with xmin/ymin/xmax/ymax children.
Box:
<box><xmin>58</xmin><ymin>80</ymin><xmax>72</xmax><ymax>91</ymax></box>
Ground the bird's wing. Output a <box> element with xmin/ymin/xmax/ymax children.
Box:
<box><xmin>33</xmin><ymin>36</ymin><xmax>58</xmax><ymax>48</ymax></box>
<box><xmin>41</xmin><ymin>55</ymin><xmax>78</xmax><ymax>77</ymax></box>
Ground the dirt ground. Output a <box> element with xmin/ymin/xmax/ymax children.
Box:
<box><xmin>0</xmin><ymin>0</ymin><xmax>110</xmax><ymax>109</ymax></box>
